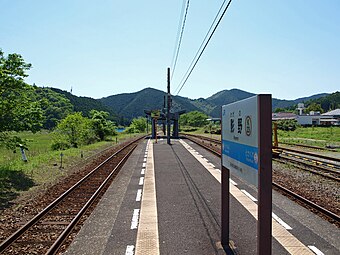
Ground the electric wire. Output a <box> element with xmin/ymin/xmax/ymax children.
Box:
<box><xmin>170</xmin><ymin>0</ymin><xmax>186</xmax><ymax>69</ymax></box>
<box><xmin>171</xmin><ymin>0</ymin><xmax>190</xmax><ymax>81</ymax></box>
<box><xmin>175</xmin><ymin>0</ymin><xmax>233</xmax><ymax>95</ymax></box>
<box><xmin>174</xmin><ymin>0</ymin><xmax>228</xmax><ymax>94</ymax></box>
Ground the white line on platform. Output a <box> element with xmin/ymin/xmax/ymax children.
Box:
<box><xmin>209</xmin><ymin>162</ymin><xmax>216</xmax><ymax>168</ymax></box>
<box><xmin>125</xmin><ymin>245</ymin><xmax>135</xmax><ymax>255</ymax></box>
<box><xmin>241</xmin><ymin>189</ymin><xmax>258</xmax><ymax>202</ymax></box>
<box><xmin>131</xmin><ymin>209</ymin><xmax>140</xmax><ymax>229</ymax></box>
<box><xmin>229</xmin><ymin>178</ymin><xmax>237</xmax><ymax>186</ymax></box>
<box><xmin>136</xmin><ymin>189</ymin><xmax>142</xmax><ymax>202</ymax></box>
<box><xmin>308</xmin><ymin>246</ymin><xmax>324</xmax><ymax>255</ymax></box>
<box><xmin>142</xmin><ymin>162</ymin><xmax>146</xmax><ymax>168</ymax></box>
<box><xmin>272</xmin><ymin>213</ymin><xmax>292</xmax><ymax>230</ymax></box>
<box><xmin>179</xmin><ymin>138</ymin><xmax>315</xmax><ymax>255</ymax></box>
<box><xmin>141</xmin><ymin>168</ymin><xmax>145</xmax><ymax>175</ymax></box>
<box><xmin>139</xmin><ymin>177</ymin><xmax>144</xmax><ymax>185</ymax></box>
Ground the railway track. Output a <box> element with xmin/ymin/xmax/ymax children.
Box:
<box><xmin>280</xmin><ymin>142</ymin><xmax>338</xmax><ymax>151</ymax></box>
<box><xmin>182</xmin><ymin>133</ymin><xmax>340</xmax><ymax>181</ymax></box>
<box><xmin>0</xmin><ymin>137</ymin><xmax>144</xmax><ymax>255</ymax></box>
<box><xmin>273</xmin><ymin>147</ymin><xmax>340</xmax><ymax>181</ymax></box>
<box><xmin>182</xmin><ymin>133</ymin><xmax>340</xmax><ymax>224</ymax></box>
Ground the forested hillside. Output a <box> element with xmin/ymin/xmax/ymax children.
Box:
<box><xmin>304</xmin><ymin>92</ymin><xmax>340</xmax><ymax>112</ymax></box>
<box><xmin>100</xmin><ymin>88</ymin><xmax>203</xmax><ymax>123</ymax></box>
<box><xmin>100</xmin><ymin>87</ymin><xmax>334</xmax><ymax>120</ymax></box>
<box><xmin>0</xmin><ymin>49</ymin><xmax>118</xmax><ymax>146</ymax></box>
<box><xmin>50</xmin><ymin>88</ymin><xmax>117</xmax><ymax>121</ymax></box>
<box><xmin>2</xmin><ymin>49</ymin><xmax>335</xmax><ymax>133</ymax></box>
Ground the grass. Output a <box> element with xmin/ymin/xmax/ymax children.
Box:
<box><xmin>0</xmin><ymin>130</ymin><xmax>143</xmax><ymax>210</ymax></box>
<box><xmin>277</xmin><ymin>126</ymin><xmax>340</xmax><ymax>148</ymax></box>
<box><xmin>181</xmin><ymin>126</ymin><xmax>340</xmax><ymax>150</ymax></box>
<box><xmin>181</xmin><ymin>127</ymin><xmax>222</xmax><ymax>140</ymax></box>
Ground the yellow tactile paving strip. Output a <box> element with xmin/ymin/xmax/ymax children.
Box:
<box><xmin>179</xmin><ymin>139</ymin><xmax>314</xmax><ymax>255</ymax></box>
<box><xmin>135</xmin><ymin>140</ymin><xmax>160</xmax><ymax>255</ymax></box>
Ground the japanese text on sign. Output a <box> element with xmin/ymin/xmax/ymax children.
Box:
<box><xmin>222</xmin><ymin>95</ymin><xmax>259</xmax><ymax>186</ymax></box>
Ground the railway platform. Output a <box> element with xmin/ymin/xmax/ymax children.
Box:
<box><xmin>64</xmin><ymin>138</ymin><xmax>339</xmax><ymax>255</ymax></box>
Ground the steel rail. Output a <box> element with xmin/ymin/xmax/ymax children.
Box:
<box><xmin>279</xmin><ymin>152</ymin><xmax>340</xmax><ymax>171</ymax></box>
<box><xmin>272</xmin><ymin>182</ymin><xmax>340</xmax><ymax>222</ymax></box>
<box><xmin>274</xmin><ymin>146</ymin><xmax>340</xmax><ymax>163</ymax></box>
<box><xmin>279</xmin><ymin>142</ymin><xmax>337</xmax><ymax>151</ymax></box>
<box><xmin>182</xmin><ymin>134</ymin><xmax>340</xmax><ymax>224</ymax></box>
<box><xmin>184</xmin><ymin>133</ymin><xmax>340</xmax><ymax>172</ymax></box>
<box><xmin>274</xmin><ymin>156</ymin><xmax>340</xmax><ymax>182</ymax></box>
<box><xmin>0</xmin><ymin>136</ymin><xmax>145</xmax><ymax>254</ymax></box>
<box><xmin>47</xmin><ymin>144</ymin><xmax>137</xmax><ymax>255</ymax></box>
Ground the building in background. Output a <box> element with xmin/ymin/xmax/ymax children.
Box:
<box><xmin>272</xmin><ymin>105</ymin><xmax>340</xmax><ymax>126</ymax></box>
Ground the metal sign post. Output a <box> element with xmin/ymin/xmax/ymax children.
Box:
<box><xmin>151</xmin><ymin>110</ymin><xmax>160</xmax><ymax>142</ymax></box>
<box><xmin>59</xmin><ymin>152</ymin><xmax>64</xmax><ymax>169</ymax></box>
<box><xmin>167</xmin><ymin>67</ymin><xmax>171</xmax><ymax>145</ymax></box>
<box><xmin>221</xmin><ymin>94</ymin><xmax>272</xmax><ymax>254</ymax></box>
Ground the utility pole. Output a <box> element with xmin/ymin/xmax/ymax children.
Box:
<box><xmin>167</xmin><ymin>67</ymin><xmax>171</xmax><ymax>145</ymax></box>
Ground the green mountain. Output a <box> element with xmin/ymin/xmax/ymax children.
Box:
<box><xmin>99</xmin><ymin>88</ymin><xmax>203</xmax><ymax>122</ymax></box>
<box><xmin>206</xmin><ymin>89</ymin><xmax>255</xmax><ymax>106</ymax></box>
<box><xmin>204</xmin><ymin>89</ymin><xmax>329</xmax><ymax>117</ymax></box>
<box><xmin>49</xmin><ymin>87</ymin><xmax>333</xmax><ymax>123</ymax></box>
<box><xmin>272</xmin><ymin>93</ymin><xmax>329</xmax><ymax>110</ymax></box>
<box><xmin>304</xmin><ymin>91</ymin><xmax>340</xmax><ymax>112</ymax></box>
<box><xmin>99</xmin><ymin>87</ymin><xmax>331</xmax><ymax>120</ymax></box>
<box><xmin>49</xmin><ymin>88</ymin><xmax>117</xmax><ymax>121</ymax></box>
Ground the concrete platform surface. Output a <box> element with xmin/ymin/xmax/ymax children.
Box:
<box><xmin>64</xmin><ymin>138</ymin><xmax>339</xmax><ymax>255</ymax></box>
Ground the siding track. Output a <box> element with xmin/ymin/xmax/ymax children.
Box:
<box><xmin>182</xmin><ymin>133</ymin><xmax>340</xmax><ymax>225</ymax></box>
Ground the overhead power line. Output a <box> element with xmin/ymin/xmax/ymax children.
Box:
<box><xmin>174</xmin><ymin>0</ymin><xmax>229</xmax><ymax>94</ymax></box>
<box><xmin>171</xmin><ymin>0</ymin><xmax>190</xmax><ymax>81</ymax></box>
<box><xmin>175</xmin><ymin>0</ymin><xmax>233</xmax><ymax>95</ymax></box>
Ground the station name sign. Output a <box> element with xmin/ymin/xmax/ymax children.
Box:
<box><xmin>221</xmin><ymin>94</ymin><xmax>272</xmax><ymax>254</ymax></box>
<box><xmin>151</xmin><ymin>109</ymin><xmax>161</xmax><ymax>119</ymax></box>
<box><xmin>222</xmin><ymin>95</ymin><xmax>259</xmax><ymax>186</ymax></box>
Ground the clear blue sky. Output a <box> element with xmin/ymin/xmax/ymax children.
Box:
<box><xmin>1</xmin><ymin>0</ymin><xmax>339</xmax><ymax>100</ymax></box>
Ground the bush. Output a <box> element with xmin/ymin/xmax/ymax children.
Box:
<box><xmin>276</xmin><ymin>120</ymin><xmax>300</xmax><ymax>131</ymax></box>
<box><xmin>180</xmin><ymin>126</ymin><xmax>198</xmax><ymax>132</ymax></box>
<box><xmin>203</xmin><ymin>124</ymin><xmax>221</xmax><ymax>134</ymax></box>
<box><xmin>51</xmin><ymin>139</ymin><xmax>70</xmax><ymax>150</ymax></box>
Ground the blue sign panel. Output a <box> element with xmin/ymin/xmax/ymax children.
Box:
<box><xmin>222</xmin><ymin>95</ymin><xmax>259</xmax><ymax>186</ymax></box>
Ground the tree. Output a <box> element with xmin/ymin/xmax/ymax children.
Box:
<box><xmin>306</xmin><ymin>103</ymin><xmax>323</xmax><ymax>114</ymax></box>
<box><xmin>89</xmin><ymin>110</ymin><xmax>116</xmax><ymax>141</ymax></box>
<box><xmin>34</xmin><ymin>86</ymin><xmax>74</xmax><ymax>129</ymax></box>
<box><xmin>274</xmin><ymin>107</ymin><xmax>285</xmax><ymax>113</ymax></box>
<box><xmin>0</xmin><ymin>49</ymin><xmax>44</xmax><ymax>131</ymax></box>
<box><xmin>179</xmin><ymin>111</ymin><xmax>209</xmax><ymax>127</ymax></box>
<box><xmin>129</xmin><ymin>117</ymin><xmax>147</xmax><ymax>133</ymax></box>
<box><xmin>52</xmin><ymin>112</ymin><xmax>94</xmax><ymax>149</ymax></box>
<box><xmin>0</xmin><ymin>49</ymin><xmax>44</xmax><ymax>149</ymax></box>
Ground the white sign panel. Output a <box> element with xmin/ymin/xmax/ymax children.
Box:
<box><xmin>222</xmin><ymin>95</ymin><xmax>259</xmax><ymax>186</ymax></box>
